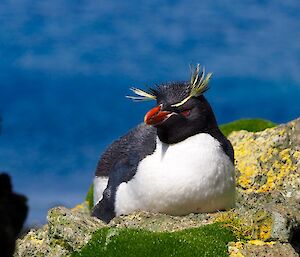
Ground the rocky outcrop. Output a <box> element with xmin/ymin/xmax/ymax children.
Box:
<box><xmin>15</xmin><ymin>118</ymin><xmax>300</xmax><ymax>257</ymax></box>
<box><xmin>229</xmin><ymin>119</ymin><xmax>300</xmax><ymax>194</ymax></box>
<box><xmin>14</xmin><ymin>205</ymin><xmax>104</xmax><ymax>257</ymax></box>
<box><xmin>225</xmin><ymin>118</ymin><xmax>300</xmax><ymax>256</ymax></box>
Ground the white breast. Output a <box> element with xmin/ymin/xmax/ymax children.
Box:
<box><xmin>115</xmin><ymin>133</ymin><xmax>235</xmax><ymax>216</ymax></box>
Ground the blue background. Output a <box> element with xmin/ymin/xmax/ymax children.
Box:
<box><xmin>1</xmin><ymin>0</ymin><xmax>300</xmax><ymax>224</ymax></box>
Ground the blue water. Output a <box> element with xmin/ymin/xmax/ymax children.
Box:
<box><xmin>1</xmin><ymin>1</ymin><xmax>300</xmax><ymax>224</ymax></box>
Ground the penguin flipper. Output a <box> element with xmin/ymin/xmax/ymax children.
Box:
<box><xmin>91</xmin><ymin>188</ymin><xmax>115</xmax><ymax>223</ymax></box>
<box><xmin>92</xmin><ymin>155</ymin><xmax>140</xmax><ymax>223</ymax></box>
<box><xmin>92</xmin><ymin>124</ymin><xmax>157</xmax><ymax>222</ymax></box>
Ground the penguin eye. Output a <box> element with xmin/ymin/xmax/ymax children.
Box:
<box><xmin>180</xmin><ymin>109</ymin><xmax>191</xmax><ymax>117</ymax></box>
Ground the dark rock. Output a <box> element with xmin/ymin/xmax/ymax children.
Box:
<box><xmin>0</xmin><ymin>173</ymin><xmax>28</xmax><ymax>257</ymax></box>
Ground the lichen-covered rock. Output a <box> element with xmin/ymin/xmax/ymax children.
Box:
<box><xmin>228</xmin><ymin>240</ymin><xmax>299</xmax><ymax>257</ymax></box>
<box><xmin>14</xmin><ymin>224</ymin><xmax>67</xmax><ymax>257</ymax></box>
<box><xmin>225</xmin><ymin>118</ymin><xmax>300</xmax><ymax>256</ymax></box>
<box><xmin>14</xmin><ymin>204</ymin><xmax>105</xmax><ymax>257</ymax></box>
<box><xmin>228</xmin><ymin>118</ymin><xmax>300</xmax><ymax>194</ymax></box>
<box><xmin>229</xmin><ymin>118</ymin><xmax>300</xmax><ymax>237</ymax></box>
<box><xmin>15</xmin><ymin>118</ymin><xmax>300</xmax><ymax>257</ymax></box>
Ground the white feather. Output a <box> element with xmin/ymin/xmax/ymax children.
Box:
<box><xmin>115</xmin><ymin>133</ymin><xmax>235</xmax><ymax>216</ymax></box>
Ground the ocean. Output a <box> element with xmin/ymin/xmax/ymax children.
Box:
<box><xmin>0</xmin><ymin>0</ymin><xmax>300</xmax><ymax>224</ymax></box>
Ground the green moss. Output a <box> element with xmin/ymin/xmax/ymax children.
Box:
<box><xmin>71</xmin><ymin>223</ymin><xmax>235</xmax><ymax>257</ymax></box>
<box><xmin>220</xmin><ymin>118</ymin><xmax>276</xmax><ymax>137</ymax></box>
<box><xmin>85</xmin><ymin>185</ymin><xmax>94</xmax><ymax>211</ymax></box>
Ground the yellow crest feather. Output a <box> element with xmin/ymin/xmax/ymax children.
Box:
<box><xmin>171</xmin><ymin>64</ymin><xmax>212</xmax><ymax>107</ymax></box>
<box><xmin>126</xmin><ymin>87</ymin><xmax>156</xmax><ymax>101</ymax></box>
<box><xmin>127</xmin><ymin>64</ymin><xmax>212</xmax><ymax>105</ymax></box>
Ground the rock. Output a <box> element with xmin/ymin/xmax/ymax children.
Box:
<box><xmin>228</xmin><ymin>241</ymin><xmax>298</xmax><ymax>257</ymax></box>
<box><xmin>0</xmin><ymin>173</ymin><xmax>28</xmax><ymax>257</ymax></box>
<box><xmin>110</xmin><ymin>211</ymin><xmax>213</xmax><ymax>232</ymax></box>
<box><xmin>15</xmin><ymin>118</ymin><xmax>300</xmax><ymax>256</ymax></box>
<box><xmin>14</xmin><ymin>204</ymin><xmax>104</xmax><ymax>257</ymax></box>
<box><xmin>228</xmin><ymin>119</ymin><xmax>300</xmax><ymax>194</ymax></box>
<box><xmin>228</xmin><ymin>118</ymin><xmax>300</xmax><ymax>247</ymax></box>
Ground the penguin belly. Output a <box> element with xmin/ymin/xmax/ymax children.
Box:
<box><xmin>115</xmin><ymin>133</ymin><xmax>236</xmax><ymax>216</ymax></box>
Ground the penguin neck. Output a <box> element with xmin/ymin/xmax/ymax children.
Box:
<box><xmin>156</xmin><ymin>113</ymin><xmax>219</xmax><ymax>145</ymax></box>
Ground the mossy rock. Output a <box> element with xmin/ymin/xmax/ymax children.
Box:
<box><xmin>72</xmin><ymin>223</ymin><xmax>235</xmax><ymax>257</ymax></box>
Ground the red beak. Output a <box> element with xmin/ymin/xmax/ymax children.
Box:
<box><xmin>144</xmin><ymin>105</ymin><xmax>171</xmax><ymax>126</ymax></box>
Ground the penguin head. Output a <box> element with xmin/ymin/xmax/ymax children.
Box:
<box><xmin>128</xmin><ymin>64</ymin><xmax>218</xmax><ymax>144</ymax></box>
<box><xmin>144</xmin><ymin>84</ymin><xmax>217</xmax><ymax>144</ymax></box>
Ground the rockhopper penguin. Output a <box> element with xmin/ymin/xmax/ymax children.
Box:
<box><xmin>92</xmin><ymin>64</ymin><xmax>235</xmax><ymax>223</ymax></box>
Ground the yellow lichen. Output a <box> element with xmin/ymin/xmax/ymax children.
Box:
<box><xmin>229</xmin><ymin>125</ymin><xmax>300</xmax><ymax>193</ymax></box>
<box><xmin>213</xmin><ymin>209</ymin><xmax>273</xmax><ymax>241</ymax></box>
<box><xmin>250</xmin><ymin>210</ymin><xmax>273</xmax><ymax>240</ymax></box>
<box><xmin>278</xmin><ymin>129</ymin><xmax>285</xmax><ymax>136</ymax></box>
<box><xmin>72</xmin><ymin>203</ymin><xmax>86</xmax><ymax>212</ymax></box>
<box><xmin>293</xmin><ymin>151</ymin><xmax>300</xmax><ymax>160</ymax></box>
<box><xmin>228</xmin><ymin>240</ymin><xmax>276</xmax><ymax>257</ymax></box>
<box><xmin>248</xmin><ymin>240</ymin><xmax>276</xmax><ymax>246</ymax></box>
<box><xmin>27</xmin><ymin>231</ymin><xmax>45</xmax><ymax>245</ymax></box>
<box><xmin>259</xmin><ymin>222</ymin><xmax>272</xmax><ymax>240</ymax></box>
<box><xmin>228</xmin><ymin>242</ymin><xmax>245</xmax><ymax>257</ymax></box>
